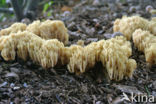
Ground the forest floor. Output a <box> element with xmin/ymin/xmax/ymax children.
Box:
<box><xmin>0</xmin><ymin>0</ymin><xmax>156</xmax><ymax>104</ymax></box>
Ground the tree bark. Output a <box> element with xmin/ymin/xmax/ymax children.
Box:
<box><xmin>10</xmin><ymin>0</ymin><xmax>24</xmax><ymax>21</ymax></box>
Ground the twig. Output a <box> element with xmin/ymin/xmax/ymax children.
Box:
<box><xmin>0</xmin><ymin>8</ymin><xmax>14</xmax><ymax>14</ymax></box>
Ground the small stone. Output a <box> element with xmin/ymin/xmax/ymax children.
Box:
<box><xmin>153</xmin><ymin>81</ymin><xmax>156</xmax><ymax>89</ymax></box>
<box><xmin>21</xmin><ymin>18</ymin><xmax>31</xmax><ymax>24</ymax></box>
<box><xmin>87</xmin><ymin>38</ymin><xmax>98</xmax><ymax>42</ymax></box>
<box><xmin>93</xmin><ymin>0</ymin><xmax>100</xmax><ymax>6</ymax></box>
<box><xmin>113</xmin><ymin>13</ymin><xmax>118</xmax><ymax>18</ymax></box>
<box><xmin>86</xmin><ymin>28</ymin><xmax>95</xmax><ymax>36</ymax></box>
<box><xmin>0</xmin><ymin>82</ymin><xmax>8</xmax><ymax>87</ymax></box>
<box><xmin>146</xmin><ymin>5</ymin><xmax>153</xmax><ymax>12</ymax></box>
<box><xmin>81</xmin><ymin>85</ymin><xmax>88</xmax><ymax>93</ymax></box>
<box><xmin>68</xmin><ymin>31</ymin><xmax>80</xmax><ymax>39</ymax></box>
<box><xmin>152</xmin><ymin>91</ymin><xmax>156</xmax><ymax>97</ymax></box>
<box><xmin>25</xmin><ymin>98</ymin><xmax>29</xmax><ymax>102</ymax></box>
<box><xmin>93</xmin><ymin>18</ymin><xmax>99</xmax><ymax>23</ymax></box>
<box><xmin>104</xmin><ymin>33</ymin><xmax>112</xmax><ymax>39</ymax></box>
<box><xmin>112</xmin><ymin>32</ymin><xmax>124</xmax><ymax>38</ymax></box>
<box><xmin>98</xmin><ymin>30</ymin><xmax>104</xmax><ymax>34</ymax></box>
<box><xmin>67</xmin><ymin>22</ymin><xmax>76</xmax><ymax>29</ymax></box>
<box><xmin>139</xmin><ymin>55</ymin><xmax>144</xmax><ymax>59</ymax></box>
<box><xmin>95</xmin><ymin>23</ymin><xmax>100</xmax><ymax>28</ymax></box>
<box><xmin>13</xmin><ymin>86</ymin><xmax>20</xmax><ymax>91</ymax></box>
<box><xmin>5</xmin><ymin>72</ymin><xmax>19</xmax><ymax>79</ymax></box>
<box><xmin>26</xmin><ymin>61</ymin><xmax>32</xmax><ymax>67</ymax></box>
<box><xmin>10</xmin><ymin>83</ymin><xmax>15</xmax><ymax>88</ymax></box>
<box><xmin>90</xmin><ymin>27</ymin><xmax>95</xmax><ymax>32</ymax></box>
<box><xmin>129</xmin><ymin>6</ymin><xmax>136</xmax><ymax>12</ymax></box>
<box><xmin>10</xmin><ymin>67</ymin><xmax>20</xmax><ymax>74</ymax></box>
<box><xmin>23</xmin><ymin>83</ymin><xmax>28</xmax><ymax>88</ymax></box>
<box><xmin>14</xmin><ymin>97</ymin><xmax>20</xmax><ymax>104</ymax></box>
<box><xmin>96</xmin><ymin>101</ymin><xmax>101</xmax><ymax>104</ymax></box>
<box><xmin>62</xmin><ymin>11</ymin><xmax>71</xmax><ymax>17</ymax></box>
<box><xmin>10</xmin><ymin>102</ymin><xmax>13</xmax><ymax>104</ymax></box>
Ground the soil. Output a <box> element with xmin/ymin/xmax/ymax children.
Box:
<box><xmin>0</xmin><ymin>0</ymin><xmax>156</xmax><ymax>104</ymax></box>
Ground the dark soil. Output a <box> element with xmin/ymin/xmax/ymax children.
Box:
<box><xmin>0</xmin><ymin>0</ymin><xmax>156</xmax><ymax>104</ymax></box>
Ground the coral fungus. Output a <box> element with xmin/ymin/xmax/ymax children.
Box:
<box><xmin>114</xmin><ymin>16</ymin><xmax>156</xmax><ymax>40</ymax></box>
<box><xmin>0</xmin><ymin>31</ymin><xmax>64</xmax><ymax>68</ymax></box>
<box><xmin>133</xmin><ymin>29</ymin><xmax>156</xmax><ymax>65</ymax></box>
<box><xmin>67</xmin><ymin>36</ymin><xmax>136</xmax><ymax>80</ymax></box>
<box><xmin>26</xmin><ymin>20</ymin><xmax>69</xmax><ymax>44</ymax></box>
<box><xmin>0</xmin><ymin>31</ymin><xmax>136</xmax><ymax>81</ymax></box>
<box><xmin>0</xmin><ymin>20</ymin><xmax>69</xmax><ymax>44</ymax></box>
<box><xmin>0</xmin><ymin>23</ymin><xmax>27</xmax><ymax>36</ymax></box>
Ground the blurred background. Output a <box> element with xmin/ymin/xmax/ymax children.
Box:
<box><xmin>0</xmin><ymin>0</ymin><xmax>156</xmax><ymax>44</ymax></box>
<box><xmin>0</xmin><ymin>0</ymin><xmax>155</xmax><ymax>21</ymax></box>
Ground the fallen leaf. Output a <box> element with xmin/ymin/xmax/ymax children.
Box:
<box><xmin>61</xmin><ymin>6</ymin><xmax>72</xmax><ymax>12</ymax></box>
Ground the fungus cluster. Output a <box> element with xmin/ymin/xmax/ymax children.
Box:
<box><xmin>0</xmin><ymin>30</ymin><xmax>136</xmax><ymax>81</ymax></box>
<box><xmin>133</xmin><ymin>29</ymin><xmax>156</xmax><ymax>66</ymax></box>
<box><xmin>114</xmin><ymin>16</ymin><xmax>156</xmax><ymax>40</ymax></box>
<box><xmin>1</xmin><ymin>16</ymin><xmax>154</xmax><ymax>78</ymax></box>
<box><xmin>114</xmin><ymin>16</ymin><xmax>156</xmax><ymax>66</ymax></box>
<box><xmin>0</xmin><ymin>20</ymin><xmax>69</xmax><ymax>44</ymax></box>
